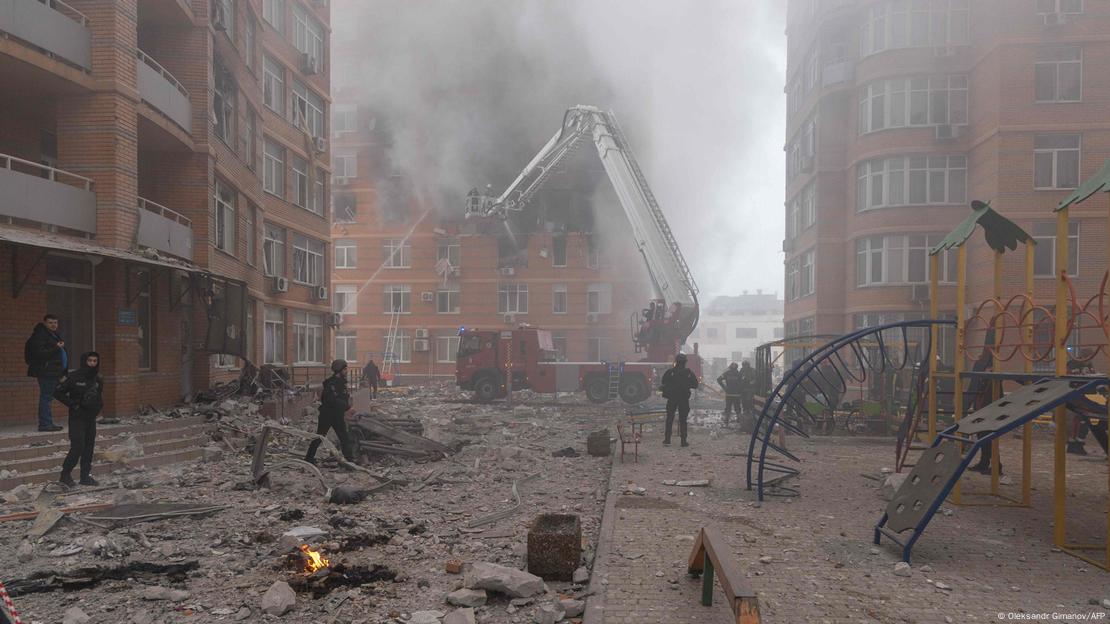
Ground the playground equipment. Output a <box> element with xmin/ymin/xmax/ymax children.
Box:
<box><xmin>749</xmin><ymin>177</ymin><xmax>1110</xmax><ymax>569</ymax></box>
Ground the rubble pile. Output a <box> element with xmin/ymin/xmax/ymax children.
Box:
<box><xmin>2</xmin><ymin>382</ymin><xmax>613</xmax><ymax>623</ymax></box>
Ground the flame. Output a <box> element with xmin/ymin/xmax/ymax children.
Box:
<box><xmin>299</xmin><ymin>544</ymin><xmax>330</xmax><ymax>573</ymax></box>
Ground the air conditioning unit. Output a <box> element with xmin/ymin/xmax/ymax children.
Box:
<box><xmin>800</xmin><ymin>155</ymin><xmax>814</xmax><ymax>173</ymax></box>
<box><xmin>313</xmin><ymin>286</ymin><xmax>328</xmax><ymax>301</ymax></box>
<box><xmin>911</xmin><ymin>284</ymin><xmax>931</xmax><ymax>303</ymax></box>
<box><xmin>301</xmin><ymin>53</ymin><xmax>320</xmax><ymax>75</ymax></box>
<box><xmin>934</xmin><ymin>124</ymin><xmax>963</xmax><ymax>140</ymax></box>
<box><xmin>326</xmin><ymin>313</ymin><xmax>343</xmax><ymax>327</ymax></box>
<box><xmin>499</xmin><ymin>267</ymin><xmax>515</xmax><ymax>276</ymax></box>
<box><xmin>314</xmin><ymin>137</ymin><xmax>327</xmax><ymax>153</ymax></box>
<box><xmin>212</xmin><ymin>3</ymin><xmax>227</xmax><ymax>30</ymax></box>
<box><xmin>503</xmin><ymin>314</ymin><xmax>515</xmax><ymax>325</ymax></box>
<box><xmin>420</xmin><ymin>292</ymin><xmax>434</xmax><ymax>303</ymax></box>
<box><xmin>334</xmin><ymin>177</ymin><xmax>349</xmax><ymax>186</ymax></box>
<box><xmin>1042</xmin><ymin>12</ymin><xmax>1067</xmax><ymax>27</ymax></box>
<box><xmin>415</xmin><ymin>328</ymin><xmax>429</xmax><ymax>339</ymax></box>
<box><xmin>586</xmin><ymin>313</ymin><xmax>599</xmax><ymax>323</ymax></box>
<box><xmin>271</xmin><ymin>276</ymin><xmax>289</xmax><ymax>293</ymax></box>
<box><xmin>413</xmin><ymin>339</ymin><xmax>430</xmax><ymax>352</ymax></box>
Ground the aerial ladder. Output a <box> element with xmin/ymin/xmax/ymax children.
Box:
<box><xmin>465</xmin><ymin>106</ymin><xmax>700</xmax><ymax>365</ymax></box>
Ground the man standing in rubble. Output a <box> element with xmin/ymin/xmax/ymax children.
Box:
<box><xmin>738</xmin><ymin>360</ymin><xmax>757</xmax><ymax>425</ymax></box>
<box><xmin>362</xmin><ymin>359</ymin><xmax>380</xmax><ymax>399</ymax></box>
<box><xmin>25</xmin><ymin>314</ymin><xmax>67</xmax><ymax>432</ymax></box>
<box><xmin>55</xmin><ymin>352</ymin><xmax>103</xmax><ymax>486</ymax></box>
<box><xmin>305</xmin><ymin>359</ymin><xmax>355</xmax><ymax>465</ymax></box>
<box><xmin>716</xmin><ymin>362</ymin><xmax>743</xmax><ymax>427</ymax></box>
<box><xmin>660</xmin><ymin>353</ymin><xmax>699</xmax><ymax>447</ymax></box>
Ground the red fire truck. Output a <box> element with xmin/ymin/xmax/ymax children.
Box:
<box><xmin>456</xmin><ymin>106</ymin><xmax>702</xmax><ymax>404</ymax></box>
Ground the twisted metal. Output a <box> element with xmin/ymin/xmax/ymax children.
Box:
<box><xmin>745</xmin><ymin>320</ymin><xmax>956</xmax><ymax>501</ymax></box>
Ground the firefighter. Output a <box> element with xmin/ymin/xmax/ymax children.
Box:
<box><xmin>660</xmin><ymin>353</ymin><xmax>699</xmax><ymax>447</ymax></box>
<box><xmin>362</xmin><ymin>359</ymin><xmax>381</xmax><ymax>399</ymax></box>
<box><xmin>55</xmin><ymin>352</ymin><xmax>103</xmax><ymax>487</ymax></box>
<box><xmin>716</xmin><ymin>362</ymin><xmax>743</xmax><ymax>426</ymax></box>
<box><xmin>738</xmin><ymin>360</ymin><xmax>757</xmax><ymax>422</ymax></box>
<box><xmin>305</xmin><ymin>359</ymin><xmax>355</xmax><ymax>465</ymax></box>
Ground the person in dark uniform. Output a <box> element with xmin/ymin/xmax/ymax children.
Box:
<box><xmin>716</xmin><ymin>362</ymin><xmax>743</xmax><ymax>426</ymax></box>
<box><xmin>55</xmin><ymin>352</ymin><xmax>103</xmax><ymax>486</ymax></box>
<box><xmin>738</xmin><ymin>361</ymin><xmax>757</xmax><ymax>420</ymax></box>
<box><xmin>362</xmin><ymin>359</ymin><xmax>381</xmax><ymax>399</ymax></box>
<box><xmin>26</xmin><ymin>314</ymin><xmax>67</xmax><ymax>431</ymax></box>
<box><xmin>660</xmin><ymin>353</ymin><xmax>699</xmax><ymax>447</ymax></box>
<box><xmin>305</xmin><ymin>359</ymin><xmax>355</xmax><ymax>464</ymax></box>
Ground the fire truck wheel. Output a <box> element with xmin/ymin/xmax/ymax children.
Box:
<box><xmin>473</xmin><ymin>374</ymin><xmax>500</xmax><ymax>403</ymax></box>
<box><xmin>619</xmin><ymin>375</ymin><xmax>648</xmax><ymax>404</ymax></box>
<box><xmin>585</xmin><ymin>375</ymin><xmax>610</xmax><ymax>403</ymax></box>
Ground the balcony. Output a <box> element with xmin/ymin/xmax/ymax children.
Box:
<box><xmin>821</xmin><ymin>59</ymin><xmax>854</xmax><ymax>87</ymax></box>
<box><xmin>0</xmin><ymin>0</ymin><xmax>91</xmax><ymax>70</ymax></box>
<box><xmin>137</xmin><ymin>197</ymin><xmax>193</xmax><ymax>260</ymax></box>
<box><xmin>0</xmin><ymin>153</ymin><xmax>95</xmax><ymax>234</ymax></box>
<box><xmin>136</xmin><ymin>49</ymin><xmax>191</xmax><ymax>133</ymax></box>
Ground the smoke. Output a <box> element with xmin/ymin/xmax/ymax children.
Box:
<box><xmin>332</xmin><ymin>0</ymin><xmax>787</xmax><ymax>297</ymax></box>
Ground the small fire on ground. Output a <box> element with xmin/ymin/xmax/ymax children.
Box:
<box><xmin>299</xmin><ymin>544</ymin><xmax>330</xmax><ymax>574</ymax></box>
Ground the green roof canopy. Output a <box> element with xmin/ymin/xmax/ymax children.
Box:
<box><xmin>929</xmin><ymin>200</ymin><xmax>1034</xmax><ymax>256</ymax></box>
<box><xmin>1057</xmin><ymin>159</ymin><xmax>1110</xmax><ymax>211</ymax></box>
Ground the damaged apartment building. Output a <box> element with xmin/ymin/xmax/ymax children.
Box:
<box><xmin>329</xmin><ymin>113</ymin><xmax>655</xmax><ymax>383</ymax></box>
<box><xmin>0</xmin><ymin>0</ymin><xmax>333</xmax><ymax>425</ymax></box>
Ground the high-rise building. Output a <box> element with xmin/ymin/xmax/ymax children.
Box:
<box><xmin>692</xmin><ymin>292</ymin><xmax>785</xmax><ymax>379</ymax></box>
<box><xmin>783</xmin><ymin>0</ymin><xmax>1109</xmax><ymax>355</ymax></box>
<box><xmin>0</xmin><ymin>0</ymin><xmax>332</xmax><ymax>425</ymax></box>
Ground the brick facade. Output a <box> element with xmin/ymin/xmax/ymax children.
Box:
<box><xmin>0</xmin><ymin>0</ymin><xmax>332</xmax><ymax>425</ymax></box>
<box><xmin>784</xmin><ymin>0</ymin><xmax>1110</xmax><ymax>357</ymax></box>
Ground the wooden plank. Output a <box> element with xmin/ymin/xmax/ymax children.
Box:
<box><xmin>686</xmin><ymin>526</ymin><xmax>761</xmax><ymax>624</ymax></box>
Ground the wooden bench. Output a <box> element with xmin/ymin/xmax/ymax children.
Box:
<box><xmin>687</xmin><ymin>526</ymin><xmax>761</xmax><ymax>623</ymax></box>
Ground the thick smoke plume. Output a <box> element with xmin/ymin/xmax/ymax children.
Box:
<box><xmin>332</xmin><ymin>0</ymin><xmax>787</xmax><ymax>297</ymax></box>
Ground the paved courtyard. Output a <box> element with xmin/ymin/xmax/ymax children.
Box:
<box><xmin>590</xmin><ymin>415</ymin><xmax>1110</xmax><ymax>624</ymax></box>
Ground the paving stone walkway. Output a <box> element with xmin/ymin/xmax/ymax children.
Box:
<box><xmin>588</xmin><ymin>416</ymin><xmax>1110</xmax><ymax>624</ymax></box>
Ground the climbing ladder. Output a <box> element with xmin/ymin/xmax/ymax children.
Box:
<box><xmin>606</xmin><ymin>362</ymin><xmax>623</xmax><ymax>401</ymax></box>
<box><xmin>381</xmin><ymin>306</ymin><xmax>402</xmax><ymax>379</ymax></box>
<box><xmin>876</xmin><ymin>377</ymin><xmax>1107</xmax><ymax>563</ymax></box>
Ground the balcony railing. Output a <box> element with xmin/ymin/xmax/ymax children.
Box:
<box><xmin>0</xmin><ymin>0</ymin><xmax>92</xmax><ymax>69</ymax></box>
<box><xmin>136</xmin><ymin>49</ymin><xmax>192</xmax><ymax>133</ymax></box>
<box><xmin>137</xmin><ymin>197</ymin><xmax>193</xmax><ymax>260</ymax></box>
<box><xmin>0</xmin><ymin>152</ymin><xmax>96</xmax><ymax>233</ymax></box>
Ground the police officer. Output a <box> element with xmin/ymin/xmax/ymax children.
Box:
<box><xmin>716</xmin><ymin>362</ymin><xmax>743</xmax><ymax>426</ymax></box>
<box><xmin>305</xmin><ymin>359</ymin><xmax>355</xmax><ymax>465</ymax></box>
<box><xmin>660</xmin><ymin>353</ymin><xmax>699</xmax><ymax>447</ymax></box>
<box><xmin>55</xmin><ymin>352</ymin><xmax>103</xmax><ymax>486</ymax></box>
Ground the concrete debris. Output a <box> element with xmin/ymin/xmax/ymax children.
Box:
<box><xmin>675</xmin><ymin>479</ymin><xmax>710</xmax><ymax>487</ymax></box>
<box><xmin>444</xmin><ymin>608</ymin><xmax>478</xmax><ymax>624</ymax></box>
<box><xmin>260</xmin><ymin>580</ymin><xmax>296</xmax><ymax>615</ymax></box>
<box><xmin>572</xmin><ymin>566</ymin><xmax>590</xmax><ymax>584</ymax></box>
<box><xmin>893</xmin><ymin>562</ymin><xmax>913</xmax><ymax>577</ymax></box>
<box><xmin>879</xmin><ymin>473</ymin><xmax>908</xmax><ymax>500</ymax></box>
<box><xmin>534</xmin><ymin>602</ymin><xmax>565</xmax><ymax>624</ymax></box>
<box><xmin>410</xmin><ymin>611</ymin><xmax>447</xmax><ymax>624</ymax></box>
<box><xmin>446</xmin><ymin>588</ymin><xmax>488</xmax><ymax>607</ymax></box>
<box><xmin>464</xmin><ymin>562</ymin><xmax>545</xmax><ymax>598</ymax></box>
<box><xmin>140</xmin><ymin>585</ymin><xmax>191</xmax><ymax>602</ymax></box>
<box><xmin>100</xmin><ymin>435</ymin><xmax>145</xmax><ymax>464</ymax></box>
<box><xmin>2</xmin><ymin>383</ymin><xmax>611</xmax><ymax>623</ymax></box>
<box><xmin>560</xmin><ymin>598</ymin><xmax>586</xmax><ymax>617</ymax></box>
<box><xmin>587</xmin><ymin>429</ymin><xmax>611</xmax><ymax>456</ymax></box>
<box><xmin>62</xmin><ymin>606</ymin><xmax>90</xmax><ymax>624</ymax></box>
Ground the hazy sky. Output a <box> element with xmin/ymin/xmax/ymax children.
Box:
<box><xmin>333</xmin><ymin>1</ymin><xmax>787</xmax><ymax>301</ymax></box>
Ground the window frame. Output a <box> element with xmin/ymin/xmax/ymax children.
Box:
<box><xmin>335</xmin><ymin>331</ymin><xmax>358</xmax><ymax>363</ymax></box>
<box><xmin>383</xmin><ymin>285</ymin><xmax>411</xmax><ymax>314</ymax></box>
<box><xmin>1035</xmin><ymin>45</ymin><xmax>1082</xmax><ymax>104</ymax></box>
<box><xmin>262</xmin><ymin>137</ymin><xmax>285</xmax><ymax>198</ymax></box>
<box><xmin>291</xmin><ymin>233</ymin><xmax>325</xmax><ymax>286</ymax></box>
<box><xmin>263</xmin><ymin>305</ymin><xmax>285</xmax><ymax>365</ymax></box>
<box><xmin>262</xmin><ymin>0</ymin><xmax>284</xmax><ymax>33</ymax></box>
<box><xmin>262</xmin><ymin>223</ymin><xmax>286</xmax><ymax>277</ymax></box>
<box><xmin>436</xmin><ymin>286</ymin><xmax>460</xmax><ymax>314</ymax></box>
<box><xmin>552</xmin><ymin>284</ymin><xmax>567</xmax><ymax>314</ymax></box>
<box><xmin>1033</xmin><ymin>134</ymin><xmax>1081</xmax><ymax>190</ymax></box>
<box><xmin>384</xmin><ymin>238</ymin><xmax>411</xmax><ymax>268</ymax></box>
<box><xmin>335</xmin><ymin>239</ymin><xmax>356</xmax><ymax>269</ymax></box>
<box><xmin>292</xmin><ymin>310</ymin><xmax>324</xmax><ymax>365</ymax></box>
<box><xmin>436</xmin><ymin>335</ymin><xmax>461</xmax><ymax>363</ymax></box>
<box><xmin>498</xmin><ymin>282</ymin><xmax>529</xmax><ymax>314</ymax></box>
<box><xmin>1032</xmin><ymin>221</ymin><xmax>1080</xmax><ymax>278</ymax></box>
<box><xmin>213</xmin><ymin>179</ymin><xmax>236</xmax><ymax>255</ymax></box>
<box><xmin>262</xmin><ymin>54</ymin><xmax>285</xmax><ymax>116</ymax></box>
<box><xmin>334</xmin><ymin>284</ymin><xmax>358</xmax><ymax>315</ymax></box>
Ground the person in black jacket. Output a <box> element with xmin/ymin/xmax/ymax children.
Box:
<box><xmin>26</xmin><ymin>314</ymin><xmax>68</xmax><ymax>431</ymax></box>
<box><xmin>305</xmin><ymin>359</ymin><xmax>355</xmax><ymax>464</ymax></box>
<box><xmin>55</xmin><ymin>352</ymin><xmax>103</xmax><ymax>486</ymax></box>
<box><xmin>362</xmin><ymin>359</ymin><xmax>381</xmax><ymax>399</ymax></box>
<box><xmin>660</xmin><ymin>353</ymin><xmax>700</xmax><ymax>447</ymax></box>
<box><xmin>717</xmin><ymin>362</ymin><xmax>743</xmax><ymax>426</ymax></box>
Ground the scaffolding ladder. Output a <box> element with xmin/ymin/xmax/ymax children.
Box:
<box><xmin>607</xmin><ymin>362</ymin><xmax>623</xmax><ymax>401</ymax></box>
<box><xmin>381</xmin><ymin>305</ymin><xmax>402</xmax><ymax>380</ymax></box>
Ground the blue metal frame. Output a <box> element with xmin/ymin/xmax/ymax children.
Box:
<box><xmin>746</xmin><ymin>320</ymin><xmax>956</xmax><ymax>500</ymax></box>
<box><xmin>874</xmin><ymin>377</ymin><xmax>1108</xmax><ymax>563</ymax></box>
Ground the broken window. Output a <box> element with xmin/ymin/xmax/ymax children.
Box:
<box><xmin>333</xmin><ymin>193</ymin><xmax>357</xmax><ymax>223</ymax></box>
<box><xmin>383</xmin><ymin>285</ymin><xmax>411</xmax><ymax>314</ymax></box>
